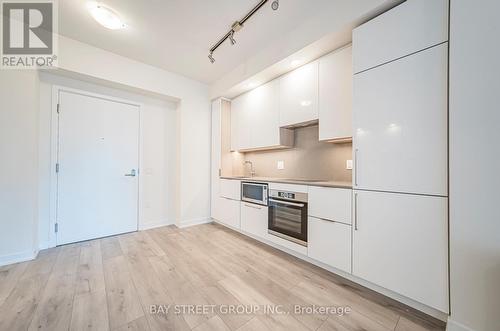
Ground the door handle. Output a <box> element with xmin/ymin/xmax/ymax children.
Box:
<box><xmin>354</xmin><ymin>192</ymin><xmax>358</xmax><ymax>231</ymax></box>
<box><xmin>244</xmin><ymin>203</ymin><xmax>262</xmax><ymax>210</ymax></box>
<box><xmin>354</xmin><ymin>148</ymin><xmax>359</xmax><ymax>187</ymax></box>
<box><xmin>124</xmin><ymin>169</ymin><xmax>136</xmax><ymax>177</ymax></box>
<box><xmin>268</xmin><ymin>198</ymin><xmax>305</xmax><ymax>208</ymax></box>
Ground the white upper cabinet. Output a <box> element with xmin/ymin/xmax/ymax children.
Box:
<box><xmin>279</xmin><ymin>61</ymin><xmax>319</xmax><ymax>127</ymax></box>
<box><xmin>352</xmin><ymin>190</ymin><xmax>448</xmax><ymax>312</ymax></box>
<box><xmin>353</xmin><ymin>0</ymin><xmax>449</xmax><ymax>73</ymax></box>
<box><xmin>231</xmin><ymin>80</ymin><xmax>293</xmax><ymax>151</ymax></box>
<box><xmin>318</xmin><ymin>46</ymin><xmax>353</xmax><ymax>141</ymax></box>
<box><xmin>353</xmin><ymin>43</ymin><xmax>448</xmax><ymax>196</ymax></box>
<box><xmin>230</xmin><ymin>93</ymin><xmax>249</xmax><ymax>151</ymax></box>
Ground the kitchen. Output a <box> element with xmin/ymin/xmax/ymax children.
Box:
<box><xmin>212</xmin><ymin>0</ymin><xmax>447</xmax><ymax>321</ymax></box>
<box><xmin>0</xmin><ymin>0</ymin><xmax>498</xmax><ymax>331</ymax></box>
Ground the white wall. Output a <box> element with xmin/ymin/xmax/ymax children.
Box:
<box><xmin>0</xmin><ymin>70</ymin><xmax>40</xmax><ymax>265</ymax></box>
<box><xmin>56</xmin><ymin>36</ymin><xmax>211</xmax><ymax>227</ymax></box>
<box><xmin>37</xmin><ymin>73</ymin><xmax>178</xmax><ymax>248</ymax></box>
<box><xmin>448</xmin><ymin>1</ymin><xmax>500</xmax><ymax>331</ymax></box>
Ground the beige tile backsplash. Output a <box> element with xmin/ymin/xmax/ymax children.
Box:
<box><xmin>240</xmin><ymin>125</ymin><xmax>352</xmax><ymax>182</ymax></box>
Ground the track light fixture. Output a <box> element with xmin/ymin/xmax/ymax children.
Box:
<box><xmin>208</xmin><ymin>0</ymin><xmax>278</xmax><ymax>63</ymax></box>
<box><xmin>208</xmin><ymin>52</ymin><xmax>215</xmax><ymax>63</ymax></box>
<box><xmin>229</xmin><ymin>31</ymin><xmax>236</xmax><ymax>45</ymax></box>
<box><xmin>271</xmin><ymin>0</ymin><xmax>279</xmax><ymax>11</ymax></box>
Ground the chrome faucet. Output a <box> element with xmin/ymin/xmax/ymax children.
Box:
<box><xmin>244</xmin><ymin>160</ymin><xmax>256</xmax><ymax>177</ymax></box>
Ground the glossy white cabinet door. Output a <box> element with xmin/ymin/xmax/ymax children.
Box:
<box><xmin>211</xmin><ymin>100</ymin><xmax>223</xmax><ymax>221</ymax></box>
<box><xmin>230</xmin><ymin>93</ymin><xmax>251</xmax><ymax>151</ymax></box>
<box><xmin>352</xmin><ymin>190</ymin><xmax>448</xmax><ymax>312</ymax></box>
<box><xmin>231</xmin><ymin>80</ymin><xmax>292</xmax><ymax>151</ymax></box>
<box><xmin>219</xmin><ymin>197</ymin><xmax>241</xmax><ymax>229</ymax></box>
<box><xmin>353</xmin><ymin>44</ymin><xmax>448</xmax><ymax>196</ymax></box>
<box><xmin>353</xmin><ymin>0</ymin><xmax>448</xmax><ymax>73</ymax></box>
<box><xmin>279</xmin><ymin>61</ymin><xmax>319</xmax><ymax>127</ymax></box>
<box><xmin>308</xmin><ymin>217</ymin><xmax>351</xmax><ymax>273</ymax></box>
<box><xmin>246</xmin><ymin>80</ymin><xmax>280</xmax><ymax>149</ymax></box>
<box><xmin>308</xmin><ymin>186</ymin><xmax>352</xmax><ymax>225</ymax></box>
<box><xmin>220</xmin><ymin>179</ymin><xmax>241</xmax><ymax>200</ymax></box>
<box><xmin>319</xmin><ymin>46</ymin><xmax>353</xmax><ymax>141</ymax></box>
<box><xmin>240</xmin><ymin>202</ymin><xmax>268</xmax><ymax>239</ymax></box>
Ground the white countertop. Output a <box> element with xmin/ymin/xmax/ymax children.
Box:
<box><xmin>220</xmin><ymin>176</ymin><xmax>352</xmax><ymax>189</ymax></box>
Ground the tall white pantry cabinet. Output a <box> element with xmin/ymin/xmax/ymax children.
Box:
<box><xmin>352</xmin><ymin>0</ymin><xmax>449</xmax><ymax>313</ymax></box>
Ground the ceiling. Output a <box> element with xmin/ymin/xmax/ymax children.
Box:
<box><xmin>59</xmin><ymin>0</ymin><xmax>366</xmax><ymax>84</ymax></box>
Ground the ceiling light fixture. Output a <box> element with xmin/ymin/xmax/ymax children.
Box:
<box><xmin>207</xmin><ymin>0</ymin><xmax>278</xmax><ymax>63</ymax></box>
<box><xmin>88</xmin><ymin>3</ymin><xmax>126</xmax><ymax>30</ymax></box>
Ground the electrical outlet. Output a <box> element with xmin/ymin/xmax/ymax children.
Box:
<box><xmin>277</xmin><ymin>160</ymin><xmax>285</xmax><ymax>170</ymax></box>
<box><xmin>346</xmin><ymin>160</ymin><xmax>353</xmax><ymax>170</ymax></box>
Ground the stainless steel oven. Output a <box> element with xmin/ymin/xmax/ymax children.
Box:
<box><xmin>241</xmin><ymin>182</ymin><xmax>268</xmax><ymax>206</ymax></box>
<box><xmin>268</xmin><ymin>189</ymin><xmax>308</xmax><ymax>246</ymax></box>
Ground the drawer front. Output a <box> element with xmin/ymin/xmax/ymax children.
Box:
<box><xmin>219</xmin><ymin>197</ymin><xmax>241</xmax><ymax>229</ymax></box>
<box><xmin>240</xmin><ymin>202</ymin><xmax>268</xmax><ymax>239</ymax></box>
<box><xmin>308</xmin><ymin>217</ymin><xmax>351</xmax><ymax>273</ymax></box>
<box><xmin>220</xmin><ymin>179</ymin><xmax>241</xmax><ymax>200</ymax></box>
<box><xmin>353</xmin><ymin>0</ymin><xmax>448</xmax><ymax>73</ymax></box>
<box><xmin>308</xmin><ymin>186</ymin><xmax>352</xmax><ymax>225</ymax></box>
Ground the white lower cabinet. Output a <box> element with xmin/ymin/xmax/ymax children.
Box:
<box><xmin>240</xmin><ymin>202</ymin><xmax>268</xmax><ymax>239</ymax></box>
<box><xmin>220</xmin><ymin>179</ymin><xmax>241</xmax><ymax>200</ymax></box>
<box><xmin>308</xmin><ymin>217</ymin><xmax>351</xmax><ymax>273</ymax></box>
<box><xmin>218</xmin><ymin>197</ymin><xmax>241</xmax><ymax>229</ymax></box>
<box><xmin>352</xmin><ymin>190</ymin><xmax>448</xmax><ymax>312</ymax></box>
<box><xmin>308</xmin><ymin>186</ymin><xmax>352</xmax><ymax>225</ymax></box>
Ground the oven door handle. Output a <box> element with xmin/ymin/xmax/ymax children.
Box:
<box><xmin>268</xmin><ymin>198</ymin><xmax>305</xmax><ymax>208</ymax></box>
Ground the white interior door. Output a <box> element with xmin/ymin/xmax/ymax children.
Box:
<box><xmin>56</xmin><ymin>90</ymin><xmax>140</xmax><ymax>245</ymax></box>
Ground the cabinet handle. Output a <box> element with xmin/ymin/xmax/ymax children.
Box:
<box><xmin>354</xmin><ymin>192</ymin><xmax>358</xmax><ymax>231</ymax></box>
<box><xmin>354</xmin><ymin>148</ymin><xmax>359</xmax><ymax>187</ymax></box>
<box><xmin>245</xmin><ymin>203</ymin><xmax>262</xmax><ymax>210</ymax></box>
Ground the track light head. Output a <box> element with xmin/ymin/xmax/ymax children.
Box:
<box><xmin>271</xmin><ymin>0</ymin><xmax>279</xmax><ymax>11</ymax></box>
<box><xmin>229</xmin><ymin>31</ymin><xmax>236</xmax><ymax>45</ymax></box>
<box><xmin>208</xmin><ymin>52</ymin><xmax>215</xmax><ymax>64</ymax></box>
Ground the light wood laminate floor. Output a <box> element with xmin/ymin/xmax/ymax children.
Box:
<box><xmin>0</xmin><ymin>223</ymin><xmax>446</xmax><ymax>331</ymax></box>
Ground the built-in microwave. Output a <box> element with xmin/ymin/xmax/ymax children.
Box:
<box><xmin>241</xmin><ymin>182</ymin><xmax>268</xmax><ymax>206</ymax></box>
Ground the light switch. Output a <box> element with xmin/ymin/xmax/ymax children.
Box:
<box><xmin>277</xmin><ymin>160</ymin><xmax>285</xmax><ymax>170</ymax></box>
<box><xmin>346</xmin><ymin>160</ymin><xmax>353</xmax><ymax>170</ymax></box>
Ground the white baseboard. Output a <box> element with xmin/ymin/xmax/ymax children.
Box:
<box><xmin>0</xmin><ymin>249</ymin><xmax>39</xmax><ymax>267</ymax></box>
<box><xmin>446</xmin><ymin>319</ymin><xmax>476</xmax><ymax>331</ymax></box>
<box><xmin>139</xmin><ymin>219</ymin><xmax>173</xmax><ymax>231</ymax></box>
<box><xmin>38</xmin><ymin>241</ymin><xmax>50</xmax><ymax>250</ymax></box>
<box><xmin>177</xmin><ymin>217</ymin><xmax>212</xmax><ymax>229</ymax></box>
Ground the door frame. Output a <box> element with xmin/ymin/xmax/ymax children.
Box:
<box><xmin>49</xmin><ymin>85</ymin><xmax>143</xmax><ymax>247</ymax></box>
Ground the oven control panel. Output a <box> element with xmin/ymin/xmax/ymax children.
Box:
<box><xmin>269</xmin><ymin>189</ymin><xmax>308</xmax><ymax>203</ymax></box>
<box><xmin>277</xmin><ymin>191</ymin><xmax>295</xmax><ymax>199</ymax></box>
